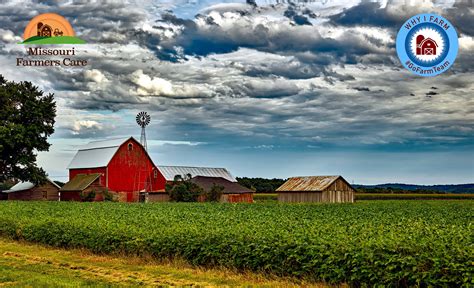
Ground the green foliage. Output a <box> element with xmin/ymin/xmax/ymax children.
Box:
<box><xmin>205</xmin><ymin>184</ymin><xmax>224</xmax><ymax>202</ymax></box>
<box><xmin>356</xmin><ymin>193</ymin><xmax>474</xmax><ymax>200</ymax></box>
<box><xmin>166</xmin><ymin>175</ymin><xmax>203</xmax><ymax>202</ymax></box>
<box><xmin>80</xmin><ymin>191</ymin><xmax>96</xmax><ymax>202</ymax></box>
<box><xmin>0</xmin><ymin>201</ymin><xmax>472</xmax><ymax>286</ymax></box>
<box><xmin>355</xmin><ymin>184</ymin><xmax>474</xmax><ymax>194</ymax></box>
<box><xmin>103</xmin><ymin>189</ymin><xmax>115</xmax><ymax>202</ymax></box>
<box><xmin>356</xmin><ymin>187</ymin><xmax>445</xmax><ymax>194</ymax></box>
<box><xmin>236</xmin><ymin>177</ymin><xmax>285</xmax><ymax>193</ymax></box>
<box><xmin>0</xmin><ymin>75</ymin><xmax>56</xmax><ymax>184</ymax></box>
<box><xmin>255</xmin><ymin>193</ymin><xmax>474</xmax><ymax>202</ymax></box>
<box><xmin>0</xmin><ymin>182</ymin><xmax>13</xmax><ymax>191</ymax></box>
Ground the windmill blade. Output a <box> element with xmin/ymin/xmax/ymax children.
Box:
<box><xmin>136</xmin><ymin>111</ymin><xmax>150</xmax><ymax>127</ymax></box>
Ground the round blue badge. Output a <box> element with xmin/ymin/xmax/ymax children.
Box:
<box><xmin>396</xmin><ymin>13</ymin><xmax>458</xmax><ymax>77</ymax></box>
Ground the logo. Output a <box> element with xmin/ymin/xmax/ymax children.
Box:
<box><xmin>396</xmin><ymin>13</ymin><xmax>458</xmax><ymax>77</ymax></box>
<box><xmin>20</xmin><ymin>13</ymin><xmax>85</xmax><ymax>44</ymax></box>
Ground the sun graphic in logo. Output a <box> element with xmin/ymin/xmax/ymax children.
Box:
<box><xmin>409</xmin><ymin>28</ymin><xmax>445</xmax><ymax>63</ymax></box>
<box><xmin>20</xmin><ymin>13</ymin><xmax>85</xmax><ymax>44</ymax></box>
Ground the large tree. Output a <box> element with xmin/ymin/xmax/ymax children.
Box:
<box><xmin>0</xmin><ymin>75</ymin><xmax>56</xmax><ymax>184</ymax></box>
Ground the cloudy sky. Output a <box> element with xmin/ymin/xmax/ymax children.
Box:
<box><xmin>1</xmin><ymin>0</ymin><xmax>473</xmax><ymax>184</ymax></box>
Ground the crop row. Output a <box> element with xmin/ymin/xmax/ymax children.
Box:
<box><xmin>0</xmin><ymin>201</ymin><xmax>472</xmax><ymax>286</ymax></box>
<box><xmin>253</xmin><ymin>193</ymin><xmax>474</xmax><ymax>202</ymax></box>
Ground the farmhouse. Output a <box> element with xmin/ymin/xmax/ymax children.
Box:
<box><xmin>2</xmin><ymin>178</ymin><xmax>60</xmax><ymax>201</ymax></box>
<box><xmin>64</xmin><ymin>137</ymin><xmax>166</xmax><ymax>202</ymax></box>
<box><xmin>276</xmin><ymin>176</ymin><xmax>355</xmax><ymax>203</ymax></box>
<box><xmin>190</xmin><ymin>176</ymin><xmax>254</xmax><ymax>203</ymax></box>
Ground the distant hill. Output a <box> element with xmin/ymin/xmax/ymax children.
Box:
<box><xmin>237</xmin><ymin>177</ymin><xmax>474</xmax><ymax>194</ymax></box>
<box><xmin>353</xmin><ymin>183</ymin><xmax>474</xmax><ymax>194</ymax></box>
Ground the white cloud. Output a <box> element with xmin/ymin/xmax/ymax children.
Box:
<box><xmin>84</xmin><ymin>69</ymin><xmax>108</xmax><ymax>83</ymax></box>
<box><xmin>130</xmin><ymin>69</ymin><xmax>174</xmax><ymax>96</ymax></box>
<box><xmin>0</xmin><ymin>29</ymin><xmax>21</xmax><ymax>43</ymax></box>
<box><xmin>459</xmin><ymin>35</ymin><xmax>474</xmax><ymax>52</ymax></box>
<box><xmin>72</xmin><ymin>120</ymin><xmax>102</xmax><ymax>134</ymax></box>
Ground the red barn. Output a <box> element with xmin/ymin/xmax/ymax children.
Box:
<box><xmin>416</xmin><ymin>35</ymin><xmax>438</xmax><ymax>55</ymax></box>
<box><xmin>64</xmin><ymin>137</ymin><xmax>166</xmax><ymax>202</ymax></box>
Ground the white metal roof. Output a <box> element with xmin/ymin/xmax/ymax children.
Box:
<box><xmin>80</xmin><ymin>137</ymin><xmax>131</xmax><ymax>151</ymax></box>
<box><xmin>4</xmin><ymin>178</ymin><xmax>60</xmax><ymax>193</ymax></box>
<box><xmin>67</xmin><ymin>137</ymin><xmax>134</xmax><ymax>169</ymax></box>
<box><xmin>158</xmin><ymin>166</ymin><xmax>237</xmax><ymax>182</ymax></box>
<box><xmin>4</xmin><ymin>181</ymin><xmax>35</xmax><ymax>193</ymax></box>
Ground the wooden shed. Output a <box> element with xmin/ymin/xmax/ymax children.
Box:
<box><xmin>3</xmin><ymin>179</ymin><xmax>60</xmax><ymax>201</ymax></box>
<box><xmin>60</xmin><ymin>173</ymin><xmax>106</xmax><ymax>201</ymax></box>
<box><xmin>190</xmin><ymin>176</ymin><xmax>254</xmax><ymax>203</ymax></box>
<box><xmin>276</xmin><ymin>176</ymin><xmax>355</xmax><ymax>203</ymax></box>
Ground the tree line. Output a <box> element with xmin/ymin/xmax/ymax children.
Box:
<box><xmin>236</xmin><ymin>177</ymin><xmax>286</xmax><ymax>193</ymax></box>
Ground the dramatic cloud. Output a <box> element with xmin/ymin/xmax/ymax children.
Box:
<box><xmin>0</xmin><ymin>0</ymin><xmax>472</xmax><ymax>183</ymax></box>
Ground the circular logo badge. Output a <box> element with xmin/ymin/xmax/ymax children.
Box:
<box><xmin>396</xmin><ymin>13</ymin><xmax>458</xmax><ymax>77</ymax></box>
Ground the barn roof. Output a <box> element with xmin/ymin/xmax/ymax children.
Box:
<box><xmin>276</xmin><ymin>176</ymin><xmax>346</xmax><ymax>192</ymax></box>
<box><xmin>190</xmin><ymin>176</ymin><xmax>253</xmax><ymax>194</ymax></box>
<box><xmin>60</xmin><ymin>173</ymin><xmax>101</xmax><ymax>191</ymax></box>
<box><xmin>67</xmin><ymin>137</ymin><xmax>138</xmax><ymax>169</ymax></box>
<box><xmin>158</xmin><ymin>166</ymin><xmax>236</xmax><ymax>182</ymax></box>
<box><xmin>3</xmin><ymin>178</ymin><xmax>60</xmax><ymax>193</ymax></box>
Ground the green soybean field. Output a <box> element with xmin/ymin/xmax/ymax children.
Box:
<box><xmin>0</xmin><ymin>200</ymin><xmax>472</xmax><ymax>287</ymax></box>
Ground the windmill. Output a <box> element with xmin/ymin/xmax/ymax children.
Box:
<box><xmin>136</xmin><ymin>111</ymin><xmax>150</xmax><ymax>151</ymax></box>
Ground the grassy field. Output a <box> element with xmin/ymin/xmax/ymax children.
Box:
<box><xmin>253</xmin><ymin>193</ymin><xmax>474</xmax><ymax>202</ymax></box>
<box><xmin>0</xmin><ymin>238</ymin><xmax>320</xmax><ymax>287</ymax></box>
<box><xmin>0</xmin><ymin>201</ymin><xmax>472</xmax><ymax>286</ymax></box>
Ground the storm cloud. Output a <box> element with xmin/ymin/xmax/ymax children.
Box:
<box><xmin>0</xmin><ymin>0</ymin><xmax>472</xmax><ymax>183</ymax></box>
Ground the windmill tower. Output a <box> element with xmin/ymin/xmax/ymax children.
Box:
<box><xmin>136</xmin><ymin>111</ymin><xmax>150</xmax><ymax>151</ymax></box>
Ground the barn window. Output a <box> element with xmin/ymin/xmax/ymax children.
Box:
<box><xmin>128</xmin><ymin>143</ymin><xmax>133</xmax><ymax>151</ymax></box>
<box><xmin>154</xmin><ymin>169</ymin><xmax>158</xmax><ymax>179</ymax></box>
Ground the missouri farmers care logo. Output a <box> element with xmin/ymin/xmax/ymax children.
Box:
<box><xmin>396</xmin><ymin>13</ymin><xmax>458</xmax><ymax>77</ymax></box>
<box><xmin>16</xmin><ymin>13</ymin><xmax>88</xmax><ymax>67</ymax></box>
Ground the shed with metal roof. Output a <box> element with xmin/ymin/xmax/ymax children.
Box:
<box><xmin>276</xmin><ymin>176</ymin><xmax>355</xmax><ymax>203</ymax></box>
<box><xmin>158</xmin><ymin>166</ymin><xmax>236</xmax><ymax>182</ymax></box>
<box><xmin>3</xmin><ymin>178</ymin><xmax>60</xmax><ymax>201</ymax></box>
<box><xmin>60</xmin><ymin>173</ymin><xmax>106</xmax><ymax>202</ymax></box>
<box><xmin>190</xmin><ymin>176</ymin><xmax>254</xmax><ymax>203</ymax></box>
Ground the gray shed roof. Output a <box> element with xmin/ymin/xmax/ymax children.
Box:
<box><xmin>4</xmin><ymin>178</ymin><xmax>60</xmax><ymax>193</ymax></box>
<box><xmin>158</xmin><ymin>166</ymin><xmax>237</xmax><ymax>182</ymax></box>
<box><xmin>68</xmin><ymin>137</ymin><xmax>137</xmax><ymax>169</ymax></box>
<box><xmin>190</xmin><ymin>176</ymin><xmax>253</xmax><ymax>194</ymax></box>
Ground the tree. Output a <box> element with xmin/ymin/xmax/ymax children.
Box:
<box><xmin>166</xmin><ymin>174</ymin><xmax>204</xmax><ymax>202</ymax></box>
<box><xmin>0</xmin><ymin>75</ymin><xmax>56</xmax><ymax>184</ymax></box>
<box><xmin>236</xmin><ymin>177</ymin><xmax>286</xmax><ymax>193</ymax></box>
<box><xmin>205</xmin><ymin>184</ymin><xmax>224</xmax><ymax>202</ymax></box>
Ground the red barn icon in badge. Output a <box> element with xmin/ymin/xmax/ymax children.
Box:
<box><xmin>416</xmin><ymin>35</ymin><xmax>438</xmax><ymax>55</ymax></box>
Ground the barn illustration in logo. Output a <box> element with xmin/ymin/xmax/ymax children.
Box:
<box><xmin>19</xmin><ymin>13</ymin><xmax>85</xmax><ymax>44</ymax></box>
<box><xmin>416</xmin><ymin>35</ymin><xmax>438</xmax><ymax>55</ymax></box>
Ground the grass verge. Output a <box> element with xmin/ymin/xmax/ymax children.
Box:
<box><xmin>0</xmin><ymin>238</ymin><xmax>329</xmax><ymax>287</ymax></box>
